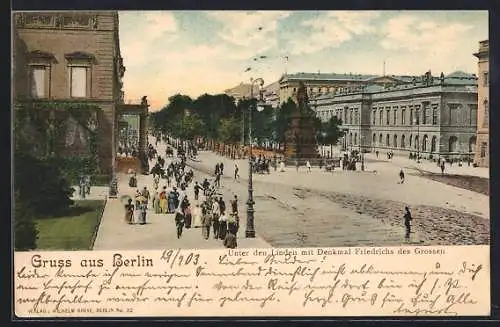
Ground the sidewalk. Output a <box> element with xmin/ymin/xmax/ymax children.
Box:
<box><xmin>365</xmin><ymin>153</ymin><xmax>489</xmax><ymax>179</ymax></box>
<box><xmin>92</xmin><ymin>138</ymin><xmax>271</xmax><ymax>250</ymax></box>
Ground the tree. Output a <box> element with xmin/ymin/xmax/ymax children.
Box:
<box><xmin>218</xmin><ymin>117</ymin><xmax>241</xmax><ymax>144</ymax></box>
<box><xmin>178</xmin><ymin>113</ymin><xmax>205</xmax><ymax>141</ymax></box>
<box><xmin>14</xmin><ymin>191</ymin><xmax>38</xmax><ymax>251</ymax></box>
<box><xmin>273</xmin><ymin>99</ymin><xmax>297</xmax><ymax>147</ymax></box>
<box><xmin>323</xmin><ymin>116</ymin><xmax>344</xmax><ymax>148</ymax></box>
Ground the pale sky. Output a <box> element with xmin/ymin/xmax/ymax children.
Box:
<box><xmin>118</xmin><ymin>11</ymin><xmax>488</xmax><ymax>111</ymax></box>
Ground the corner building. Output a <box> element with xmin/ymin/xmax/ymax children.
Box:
<box><xmin>12</xmin><ymin>11</ymin><xmax>125</xmax><ymax>174</ymax></box>
<box><xmin>313</xmin><ymin>72</ymin><xmax>478</xmax><ymax>160</ymax></box>
<box><xmin>473</xmin><ymin>40</ymin><xmax>489</xmax><ymax>167</ymax></box>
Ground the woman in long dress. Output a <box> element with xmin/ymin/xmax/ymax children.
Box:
<box><xmin>201</xmin><ymin>205</ymin><xmax>212</xmax><ymax>240</ymax></box>
<box><xmin>152</xmin><ymin>191</ymin><xmax>160</xmax><ymax>214</ymax></box>
<box><xmin>192</xmin><ymin>204</ymin><xmax>203</xmax><ymax>228</ymax></box>
<box><xmin>159</xmin><ymin>187</ymin><xmax>167</xmax><ymax>213</ymax></box>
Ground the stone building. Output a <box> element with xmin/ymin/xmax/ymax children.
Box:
<box><xmin>473</xmin><ymin>40</ymin><xmax>489</xmax><ymax>167</ymax></box>
<box><xmin>279</xmin><ymin>72</ymin><xmax>417</xmax><ymax>105</ymax></box>
<box><xmin>313</xmin><ymin>71</ymin><xmax>478</xmax><ymax>160</ymax></box>
<box><xmin>12</xmin><ymin>11</ymin><xmax>148</xmax><ymax>174</ymax></box>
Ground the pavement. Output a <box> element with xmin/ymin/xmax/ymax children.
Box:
<box><xmin>71</xmin><ymin>186</ymin><xmax>108</xmax><ymax>201</ymax></box>
<box><xmin>92</xmin><ymin>137</ymin><xmax>490</xmax><ymax>249</ymax></box>
<box><xmin>92</xmin><ymin>138</ymin><xmax>271</xmax><ymax>250</ymax></box>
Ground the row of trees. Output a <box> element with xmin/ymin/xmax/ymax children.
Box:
<box><xmin>151</xmin><ymin>93</ymin><xmax>345</xmax><ymax>148</ymax></box>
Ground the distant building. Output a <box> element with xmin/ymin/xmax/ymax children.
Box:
<box><xmin>313</xmin><ymin>71</ymin><xmax>478</xmax><ymax>159</ymax></box>
<box><xmin>279</xmin><ymin>72</ymin><xmax>418</xmax><ymax>105</ymax></box>
<box><xmin>473</xmin><ymin>40</ymin><xmax>489</xmax><ymax>167</ymax></box>
<box><xmin>224</xmin><ymin>82</ymin><xmax>259</xmax><ymax>102</ymax></box>
<box><xmin>262</xmin><ymin>81</ymin><xmax>280</xmax><ymax>109</ymax></box>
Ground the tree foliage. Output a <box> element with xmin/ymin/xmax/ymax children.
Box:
<box><xmin>14</xmin><ymin>191</ymin><xmax>38</xmax><ymax>251</ymax></box>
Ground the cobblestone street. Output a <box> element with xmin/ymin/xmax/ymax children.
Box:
<box><xmin>187</xmin><ymin>149</ymin><xmax>490</xmax><ymax>248</ymax></box>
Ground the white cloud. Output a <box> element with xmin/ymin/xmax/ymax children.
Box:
<box><xmin>119</xmin><ymin>12</ymin><xmax>179</xmax><ymax>68</ymax></box>
<box><xmin>286</xmin><ymin>11</ymin><xmax>380</xmax><ymax>55</ymax></box>
<box><xmin>380</xmin><ymin>14</ymin><xmax>473</xmax><ymax>56</ymax></box>
<box><xmin>206</xmin><ymin>11</ymin><xmax>292</xmax><ymax>57</ymax></box>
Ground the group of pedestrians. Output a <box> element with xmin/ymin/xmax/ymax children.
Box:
<box><xmin>122</xmin><ymin>136</ymin><xmax>241</xmax><ymax>248</ymax></box>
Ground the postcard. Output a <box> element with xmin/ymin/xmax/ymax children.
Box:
<box><xmin>12</xmin><ymin>10</ymin><xmax>490</xmax><ymax>318</ymax></box>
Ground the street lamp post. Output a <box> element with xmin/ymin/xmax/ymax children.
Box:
<box><xmin>413</xmin><ymin>118</ymin><xmax>420</xmax><ymax>163</ymax></box>
<box><xmin>361</xmin><ymin>136</ymin><xmax>365</xmax><ymax>171</ymax></box>
<box><xmin>246</xmin><ymin>77</ymin><xmax>265</xmax><ymax>238</ymax></box>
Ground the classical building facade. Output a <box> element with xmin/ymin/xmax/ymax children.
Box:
<box><xmin>473</xmin><ymin>40</ymin><xmax>489</xmax><ymax>167</ymax></box>
<box><xmin>12</xmin><ymin>11</ymin><xmax>148</xmax><ymax>174</ymax></box>
<box><xmin>279</xmin><ymin>72</ymin><xmax>418</xmax><ymax>105</ymax></box>
<box><xmin>313</xmin><ymin>72</ymin><xmax>478</xmax><ymax>159</ymax></box>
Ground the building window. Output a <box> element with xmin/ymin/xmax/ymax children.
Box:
<box><xmin>372</xmin><ymin>110</ymin><xmax>376</xmax><ymax>125</ymax></box>
<box><xmin>379</xmin><ymin>134</ymin><xmax>382</xmax><ymax>145</ymax></box>
<box><xmin>423</xmin><ymin>103</ymin><xmax>429</xmax><ymax>124</ymax></box>
<box><xmin>401</xmin><ymin>109</ymin><xmax>406</xmax><ymax>125</ymax></box>
<box><xmin>483</xmin><ymin>72</ymin><xmax>489</xmax><ymax>87</ymax></box>
<box><xmin>386</xmin><ymin>134</ymin><xmax>390</xmax><ymax>147</ymax></box>
<box><xmin>393</xmin><ymin>109</ymin><xmax>397</xmax><ymax>125</ymax></box>
<box><xmin>409</xmin><ymin>135</ymin><xmax>413</xmax><ymax>147</ymax></box>
<box><xmin>393</xmin><ymin>134</ymin><xmax>398</xmax><ymax>148</ymax></box>
<box><xmin>30</xmin><ymin>66</ymin><xmax>47</xmax><ymax>98</ymax></box>
<box><xmin>349</xmin><ymin>109</ymin><xmax>353</xmax><ymax>125</ymax></box>
<box><xmin>409</xmin><ymin>107</ymin><xmax>414</xmax><ymax>125</ymax></box>
<box><xmin>379</xmin><ymin>110</ymin><xmax>383</xmax><ymax>125</ymax></box>
<box><xmin>432</xmin><ymin>105</ymin><xmax>438</xmax><ymax>125</ymax></box>
<box><xmin>469</xmin><ymin>104</ymin><xmax>477</xmax><ymax>126</ymax></box>
<box><xmin>69</xmin><ymin>66</ymin><xmax>88</xmax><ymax>98</ymax></box>
<box><xmin>415</xmin><ymin>105</ymin><xmax>421</xmax><ymax>125</ymax></box>
<box><xmin>480</xmin><ymin>142</ymin><xmax>487</xmax><ymax>158</ymax></box>
<box><xmin>483</xmin><ymin>99</ymin><xmax>489</xmax><ymax>128</ymax></box>
<box><xmin>401</xmin><ymin>134</ymin><xmax>406</xmax><ymax>148</ymax></box>
<box><xmin>65</xmin><ymin>51</ymin><xmax>94</xmax><ymax>99</ymax></box>
<box><xmin>386</xmin><ymin>109</ymin><xmax>390</xmax><ymax>125</ymax></box>
<box><xmin>355</xmin><ymin>110</ymin><xmax>359</xmax><ymax>125</ymax></box>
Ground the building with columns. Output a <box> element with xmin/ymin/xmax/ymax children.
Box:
<box><xmin>279</xmin><ymin>72</ymin><xmax>417</xmax><ymax>105</ymax></box>
<box><xmin>12</xmin><ymin>11</ymin><xmax>148</xmax><ymax>175</ymax></box>
<box><xmin>473</xmin><ymin>40</ymin><xmax>489</xmax><ymax>167</ymax></box>
<box><xmin>312</xmin><ymin>71</ymin><xmax>478</xmax><ymax>160</ymax></box>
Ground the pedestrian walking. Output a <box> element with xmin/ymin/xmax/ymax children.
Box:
<box><xmin>230</xmin><ymin>195</ymin><xmax>238</xmax><ymax>215</ymax></box>
<box><xmin>175</xmin><ymin>209</ymin><xmax>185</xmax><ymax>239</ymax></box>
<box><xmin>124</xmin><ymin>198</ymin><xmax>134</xmax><ymax>224</ymax></box>
<box><xmin>212</xmin><ymin>199</ymin><xmax>220</xmax><ymax>239</ymax></box>
<box><xmin>220</xmin><ymin>162</ymin><xmax>224</xmax><ymax>175</ymax></box>
<box><xmin>306</xmin><ymin>160</ymin><xmax>312</xmax><ymax>172</ymax></box>
<box><xmin>141</xmin><ymin>187</ymin><xmax>150</xmax><ymax>205</ymax></box>
<box><xmin>399</xmin><ymin>169</ymin><xmax>405</xmax><ymax>184</ymax></box>
<box><xmin>295</xmin><ymin>159</ymin><xmax>299</xmax><ymax>172</ymax></box>
<box><xmin>201</xmin><ymin>206</ymin><xmax>212</xmax><ymax>240</ymax></box>
<box><xmin>214</xmin><ymin>172</ymin><xmax>221</xmax><ymax>188</ymax></box>
<box><xmin>139</xmin><ymin>198</ymin><xmax>148</xmax><ymax>225</ymax></box>
<box><xmin>403</xmin><ymin>206</ymin><xmax>413</xmax><ymax>239</ymax></box>
<box><xmin>218</xmin><ymin>211</ymin><xmax>228</xmax><ymax>240</ymax></box>
<box><xmin>234</xmin><ymin>163</ymin><xmax>239</xmax><ymax>180</ymax></box>
<box><xmin>440</xmin><ymin>160</ymin><xmax>445</xmax><ymax>175</ymax></box>
<box><xmin>194</xmin><ymin>181</ymin><xmax>202</xmax><ymax>201</ymax></box>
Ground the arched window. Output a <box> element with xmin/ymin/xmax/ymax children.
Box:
<box><xmin>386</xmin><ymin>134</ymin><xmax>390</xmax><ymax>147</ymax></box>
<box><xmin>354</xmin><ymin>133</ymin><xmax>358</xmax><ymax>145</ymax></box>
<box><xmin>431</xmin><ymin>136</ymin><xmax>437</xmax><ymax>152</ymax></box>
<box><xmin>449</xmin><ymin>136</ymin><xmax>458</xmax><ymax>153</ymax></box>
<box><xmin>349</xmin><ymin>133</ymin><xmax>353</xmax><ymax>145</ymax></box>
<box><xmin>393</xmin><ymin>135</ymin><xmax>398</xmax><ymax>148</ymax></box>
<box><xmin>379</xmin><ymin>134</ymin><xmax>383</xmax><ymax>145</ymax></box>
<box><xmin>401</xmin><ymin>135</ymin><xmax>406</xmax><ymax>148</ymax></box>
<box><xmin>469</xmin><ymin>136</ymin><xmax>476</xmax><ymax>153</ymax></box>
<box><xmin>373</xmin><ymin>133</ymin><xmax>376</xmax><ymax>143</ymax></box>
<box><xmin>422</xmin><ymin>135</ymin><xmax>428</xmax><ymax>152</ymax></box>
<box><xmin>415</xmin><ymin>135</ymin><xmax>419</xmax><ymax>150</ymax></box>
<box><xmin>409</xmin><ymin>135</ymin><xmax>413</xmax><ymax>148</ymax></box>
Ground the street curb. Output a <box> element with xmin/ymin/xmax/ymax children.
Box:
<box><xmin>90</xmin><ymin>196</ymin><xmax>108</xmax><ymax>250</ymax></box>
